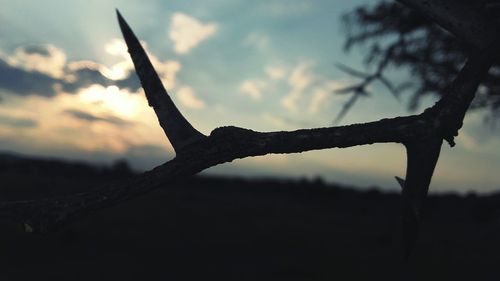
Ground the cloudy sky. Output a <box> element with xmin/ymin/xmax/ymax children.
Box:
<box><xmin>0</xmin><ymin>0</ymin><xmax>499</xmax><ymax>193</ymax></box>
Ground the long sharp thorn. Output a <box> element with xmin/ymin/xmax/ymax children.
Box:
<box><xmin>400</xmin><ymin>138</ymin><xmax>442</xmax><ymax>259</ymax></box>
<box><xmin>395</xmin><ymin>176</ymin><xmax>405</xmax><ymax>189</ymax></box>
<box><xmin>116</xmin><ymin>9</ymin><xmax>205</xmax><ymax>153</ymax></box>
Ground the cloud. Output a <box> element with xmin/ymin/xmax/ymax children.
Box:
<box><xmin>21</xmin><ymin>46</ymin><xmax>51</xmax><ymax>56</ymax></box>
<box><xmin>0</xmin><ymin>83</ymin><xmax>168</xmax><ymax>156</ymax></box>
<box><xmin>242</xmin><ymin>32</ymin><xmax>270</xmax><ymax>51</ymax></box>
<box><xmin>76</xmin><ymin>85</ymin><xmax>148</xmax><ymax>118</ymax></box>
<box><xmin>0</xmin><ymin>113</ymin><xmax>37</xmax><ymax>128</ymax></box>
<box><xmin>65</xmin><ymin>39</ymin><xmax>181</xmax><ymax>92</ymax></box>
<box><xmin>265</xmin><ymin>65</ymin><xmax>286</xmax><ymax>80</ymax></box>
<box><xmin>281</xmin><ymin>61</ymin><xmax>315</xmax><ymax>112</ymax></box>
<box><xmin>64</xmin><ymin>109</ymin><xmax>132</xmax><ymax>127</ymax></box>
<box><xmin>64</xmin><ymin>59</ymin><xmax>143</xmax><ymax>93</ymax></box>
<box><xmin>176</xmin><ymin>86</ymin><xmax>205</xmax><ymax>109</ymax></box>
<box><xmin>0</xmin><ymin>45</ymin><xmax>135</xmax><ymax>97</ymax></box>
<box><xmin>0</xmin><ymin>40</ymin><xmax>181</xmax><ymax>98</ymax></box>
<box><xmin>308</xmin><ymin>89</ymin><xmax>329</xmax><ymax>114</ymax></box>
<box><xmin>104</xmin><ymin>38</ymin><xmax>129</xmax><ymax>58</ymax></box>
<box><xmin>239</xmin><ymin>79</ymin><xmax>267</xmax><ymax>100</ymax></box>
<box><xmin>0</xmin><ymin>58</ymin><xmax>60</xmax><ymax>97</ymax></box>
<box><xmin>0</xmin><ymin>55</ymin><xmax>140</xmax><ymax>97</ymax></box>
<box><xmin>281</xmin><ymin>89</ymin><xmax>304</xmax><ymax>113</ymax></box>
<box><xmin>277</xmin><ymin>63</ymin><xmax>346</xmax><ymax>115</ymax></box>
<box><xmin>169</xmin><ymin>12</ymin><xmax>218</xmax><ymax>54</ymax></box>
<box><xmin>91</xmin><ymin>38</ymin><xmax>135</xmax><ymax>81</ymax></box>
<box><xmin>7</xmin><ymin>45</ymin><xmax>66</xmax><ymax>78</ymax></box>
<box><xmin>101</xmin><ymin>38</ymin><xmax>182</xmax><ymax>91</ymax></box>
<box><xmin>308</xmin><ymin>80</ymin><xmax>345</xmax><ymax>113</ymax></box>
<box><xmin>63</xmin><ymin>61</ymin><xmax>125</xmax><ymax>92</ymax></box>
<box><xmin>288</xmin><ymin>62</ymin><xmax>314</xmax><ymax>91</ymax></box>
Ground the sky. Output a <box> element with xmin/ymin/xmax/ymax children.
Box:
<box><xmin>0</xmin><ymin>0</ymin><xmax>499</xmax><ymax>194</ymax></box>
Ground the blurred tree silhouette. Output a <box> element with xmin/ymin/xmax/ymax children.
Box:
<box><xmin>339</xmin><ymin>0</ymin><xmax>500</xmax><ymax>122</ymax></box>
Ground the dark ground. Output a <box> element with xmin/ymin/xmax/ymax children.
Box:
<box><xmin>0</xmin><ymin>152</ymin><xmax>499</xmax><ymax>280</ymax></box>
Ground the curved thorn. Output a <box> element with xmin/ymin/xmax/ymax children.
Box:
<box><xmin>116</xmin><ymin>10</ymin><xmax>205</xmax><ymax>153</ymax></box>
<box><xmin>395</xmin><ymin>176</ymin><xmax>405</xmax><ymax>189</ymax></box>
<box><xmin>401</xmin><ymin>137</ymin><xmax>442</xmax><ymax>259</ymax></box>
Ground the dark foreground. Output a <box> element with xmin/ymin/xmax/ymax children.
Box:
<box><xmin>0</xmin><ymin>152</ymin><xmax>499</xmax><ymax>280</ymax></box>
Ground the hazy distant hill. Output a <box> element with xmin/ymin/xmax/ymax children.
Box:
<box><xmin>0</xmin><ymin>151</ymin><xmax>134</xmax><ymax>200</ymax></box>
<box><xmin>0</xmin><ymin>151</ymin><xmax>499</xmax><ymax>280</ymax></box>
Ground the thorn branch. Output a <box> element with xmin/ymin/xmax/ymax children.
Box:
<box><xmin>0</xmin><ymin>6</ymin><xmax>495</xmax><ymax>242</ymax></box>
<box><xmin>116</xmin><ymin>10</ymin><xmax>205</xmax><ymax>153</ymax></box>
<box><xmin>401</xmin><ymin>137</ymin><xmax>443</xmax><ymax>257</ymax></box>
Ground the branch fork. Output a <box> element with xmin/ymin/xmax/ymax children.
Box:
<box><xmin>0</xmin><ymin>4</ymin><xmax>496</xmax><ymax>258</ymax></box>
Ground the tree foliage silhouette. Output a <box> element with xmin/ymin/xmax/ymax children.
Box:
<box><xmin>337</xmin><ymin>0</ymin><xmax>500</xmax><ymax>121</ymax></box>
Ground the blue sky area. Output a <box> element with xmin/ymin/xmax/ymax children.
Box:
<box><xmin>0</xmin><ymin>0</ymin><xmax>499</xmax><ymax>193</ymax></box>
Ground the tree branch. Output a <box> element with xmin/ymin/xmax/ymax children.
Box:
<box><xmin>433</xmin><ymin>49</ymin><xmax>495</xmax><ymax>145</ymax></box>
<box><xmin>0</xmin><ymin>6</ymin><xmax>495</xmax><ymax>238</ymax></box>
<box><xmin>0</xmin><ymin>111</ymin><xmax>438</xmax><ymax>232</ymax></box>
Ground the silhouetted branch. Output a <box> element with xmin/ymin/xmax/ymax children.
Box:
<box><xmin>0</xmin><ymin>5</ymin><xmax>495</xmax><ymax>254</ymax></box>
<box><xmin>334</xmin><ymin>41</ymin><xmax>404</xmax><ymax>123</ymax></box>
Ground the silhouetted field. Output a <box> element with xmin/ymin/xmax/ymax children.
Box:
<box><xmin>0</xmin><ymin>152</ymin><xmax>499</xmax><ymax>280</ymax></box>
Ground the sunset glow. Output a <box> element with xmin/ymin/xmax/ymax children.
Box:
<box><xmin>79</xmin><ymin>85</ymin><xmax>145</xmax><ymax>118</ymax></box>
<box><xmin>0</xmin><ymin>0</ymin><xmax>499</xmax><ymax>193</ymax></box>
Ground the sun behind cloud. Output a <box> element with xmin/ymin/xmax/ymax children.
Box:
<box><xmin>79</xmin><ymin>85</ymin><xmax>145</xmax><ymax>118</ymax></box>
